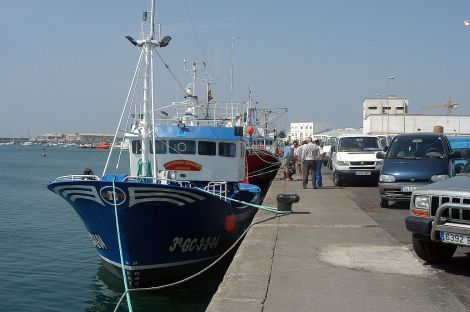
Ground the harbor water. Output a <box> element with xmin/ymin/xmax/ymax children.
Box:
<box><xmin>0</xmin><ymin>145</ymin><xmax>226</xmax><ymax>311</ymax></box>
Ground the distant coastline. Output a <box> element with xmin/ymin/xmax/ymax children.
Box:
<box><xmin>0</xmin><ymin>132</ymin><xmax>113</xmax><ymax>145</ymax></box>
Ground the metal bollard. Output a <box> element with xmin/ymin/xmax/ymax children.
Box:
<box><xmin>276</xmin><ymin>193</ymin><xmax>300</xmax><ymax>212</ymax></box>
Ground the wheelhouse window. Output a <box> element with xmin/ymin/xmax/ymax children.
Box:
<box><xmin>150</xmin><ymin>139</ymin><xmax>167</xmax><ymax>154</ymax></box>
<box><xmin>198</xmin><ymin>141</ymin><xmax>216</xmax><ymax>155</ymax></box>
<box><xmin>219</xmin><ymin>142</ymin><xmax>236</xmax><ymax>157</ymax></box>
<box><xmin>132</xmin><ymin>140</ymin><xmax>142</xmax><ymax>154</ymax></box>
<box><xmin>169</xmin><ymin>140</ymin><xmax>196</xmax><ymax>154</ymax></box>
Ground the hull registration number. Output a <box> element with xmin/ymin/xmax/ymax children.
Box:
<box><xmin>440</xmin><ymin>232</ymin><xmax>470</xmax><ymax>246</ymax></box>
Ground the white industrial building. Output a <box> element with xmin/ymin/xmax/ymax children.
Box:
<box><xmin>362</xmin><ymin>97</ymin><xmax>470</xmax><ymax>136</ymax></box>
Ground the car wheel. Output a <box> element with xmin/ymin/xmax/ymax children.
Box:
<box><xmin>412</xmin><ymin>234</ymin><xmax>456</xmax><ymax>263</ymax></box>
<box><xmin>380</xmin><ymin>198</ymin><xmax>389</xmax><ymax>208</ymax></box>
<box><xmin>333</xmin><ymin>172</ymin><xmax>343</xmax><ymax>186</ymax></box>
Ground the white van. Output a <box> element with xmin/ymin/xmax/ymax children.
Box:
<box><xmin>330</xmin><ymin>135</ymin><xmax>383</xmax><ymax>186</ymax></box>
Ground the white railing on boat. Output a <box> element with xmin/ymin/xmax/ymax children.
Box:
<box><xmin>155</xmin><ymin>101</ymin><xmax>246</xmax><ymax>126</ymax></box>
<box><xmin>204</xmin><ymin>182</ymin><xmax>227</xmax><ymax>199</ymax></box>
<box><xmin>53</xmin><ymin>175</ymin><xmax>100</xmax><ymax>182</ymax></box>
<box><xmin>122</xmin><ymin>176</ymin><xmax>192</xmax><ymax>187</ymax></box>
<box><xmin>52</xmin><ymin>175</ymin><xmax>228</xmax><ymax>198</ymax></box>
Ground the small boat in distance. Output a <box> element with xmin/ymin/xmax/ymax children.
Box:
<box><xmin>47</xmin><ymin>0</ymin><xmax>260</xmax><ymax>288</ymax></box>
<box><xmin>95</xmin><ymin>141</ymin><xmax>111</xmax><ymax>149</ymax></box>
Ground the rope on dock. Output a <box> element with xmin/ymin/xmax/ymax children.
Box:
<box><xmin>112</xmin><ymin>179</ymin><xmax>134</xmax><ymax>312</ymax></box>
<box><xmin>112</xmin><ymin>203</ymin><xmax>291</xmax><ymax>311</ymax></box>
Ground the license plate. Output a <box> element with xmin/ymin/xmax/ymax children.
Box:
<box><xmin>355</xmin><ymin>171</ymin><xmax>371</xmax><ymax>176</ymax></box>
<box><xmin>440</xmin><ymin>232</ymin><xmax>470</xmax><ymax>246</ymax></box>
<box><xmin>401</xmin><ymin>186</ymin><xmax>417</xmax><ymax>192</ymax></box>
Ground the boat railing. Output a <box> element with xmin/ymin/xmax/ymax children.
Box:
<box><xmin>154</xmin><ymin>101</ymin><xmax>246</xmax><ymax>125</ymax></box>
<box><xmin>123</xmin><ymin>176</ymin><xmax>192</xmax><ymax>187</ymax></box>
<box><xmin>53</xmin><ymin>175</ymin><xmax>100</xmax><ymax>182</ymax></box>
<box><xmin>204</xmin><ymin>182</ymin><xmax>227</xmax><ymax>199</ymax></box>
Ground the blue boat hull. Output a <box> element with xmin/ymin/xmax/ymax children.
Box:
<box><xmin>48</xmin><ymin>180</ymin><xmax>258</xmax><ymax>287</ymax></box>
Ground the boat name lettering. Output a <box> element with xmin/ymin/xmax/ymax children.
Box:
<box><xmin>99</xmin><ymin>186</ymin><xmax>126</xmax><ymax>205</ymax></box>
<box><xmin>90</xmin><ymin>233</ymin><xmax>107</xmax><ymax>250</ymax></box>
<box><xmin>163</xmin><ymin>160</ymin><xmax>202</xmax><ymax>171</ymax></box>
<box><xmin>168</xmin><ymin>236</ymin><xmax>220</xmax><ymax>253</ymax></box>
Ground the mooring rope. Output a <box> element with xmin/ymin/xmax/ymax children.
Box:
<box><xmin>112</xmin><ymin>179</ymin><xmax>134</xmax><ymax>312</ymax></box>
<box><xmin>113</xmin><ymin>210</ymin><xmax>290</xmax><ymax>312</ymax></box>
<box><xmin>194</xmin><ymin>187</ymin><xmax>289</xmax><ymax>214</ymax></box>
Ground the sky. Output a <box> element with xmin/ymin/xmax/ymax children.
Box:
<box><xmin>1</xmin><ymin>0</ymin><xmax>470</xmax><ymax>138</ymax></box>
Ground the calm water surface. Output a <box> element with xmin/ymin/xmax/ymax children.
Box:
<box><xmin>0</xmin><ymin>145</ymin><xmax>226</xmax><ymax>312</ymax></box>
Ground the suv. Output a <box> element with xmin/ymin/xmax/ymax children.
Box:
<box><xmin>331</xmin><ymin>135</ymin><xmax>383</xmax><ymax>186</ymax></box>
<box><xmin>406</xmin><ymin>161</ymin><xmax>470</xmax><ymax>263</ymax></box>
<box><xmin>376</xmin><ymin>132</ymin><xmax>460</xmax><ymax>208</ymax></box>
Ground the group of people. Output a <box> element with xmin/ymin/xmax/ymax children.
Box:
<box><xmin>282</xmin><ymin>137</ymin><xmax>325</xmax><ymax>189</ymax></box>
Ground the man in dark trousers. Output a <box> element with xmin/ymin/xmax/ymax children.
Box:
<box><xmin>302</xmin><ymin>137</ymin><xmax>320</xmax><ymax>189</ymax></box>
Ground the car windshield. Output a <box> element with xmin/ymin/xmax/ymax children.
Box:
<box><xmin>387</xmin><ymin>136</ymin><xmax>445</xmax><ymax>159</ymax></box>
<box><xmin>338</xmin><ymin>137</ymin><xmax>381</xmax><ymax>152</ymax></box>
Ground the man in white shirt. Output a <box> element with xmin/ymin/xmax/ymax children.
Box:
<box><xmin>296</xmin><ymin>140</ymin><xmax>306</xmax><ymax>179</ymax></box>
<box><xmin>302</xmin><ymin>137</ymin><xmax>320</xmax><ymax>189</ymax></box>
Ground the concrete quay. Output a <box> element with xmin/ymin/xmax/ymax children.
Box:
<box><xmin>206</xmin><ymin>173</ymin><xmax>467</xmax><ymax>312</ymax></box>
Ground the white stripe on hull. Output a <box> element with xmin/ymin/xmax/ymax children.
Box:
<box><xmin>128</xmin><ymin>187</ymin><xmax>206</xmax><ymax>207</ymax></box>
<box><xmin>129</xmin><ymin>187</ymin><xmax>205</xmax><ymax>200</ymax></box>
<box><xmin>99</xmin><ymin>254</ymin><xmax>218</xmax><ymax>270</ymax></box>
<box><xmin>52</xmin><ymin>185</ymin><xmax>105</xmax><ymax>206</ymax></box>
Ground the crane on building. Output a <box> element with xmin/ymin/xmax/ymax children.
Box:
<box><xmin>421</xmin><ymin>96</ymin><xmax>459</xmax><ymax>116</ymax></box>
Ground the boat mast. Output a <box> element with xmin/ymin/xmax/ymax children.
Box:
<box><xmin>183</xmin><ymin>59</ymin><xmax>198</xmax><ymax>121</ymax></box>
<box><xmin>133</xmin><ymin>0</ymin><xmax>171</xmax><ymax>177</ymax></box>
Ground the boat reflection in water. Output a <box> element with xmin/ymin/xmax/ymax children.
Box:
<box><xmin>87</xmin><ymin>257</ymin><xmax>232</xmax><ymax>311</ymax></box>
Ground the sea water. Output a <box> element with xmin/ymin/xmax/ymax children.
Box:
<box><xmin>0</xmin><ymin>145</ymin><xmax>225</xmax><ymax>312</ymax></box>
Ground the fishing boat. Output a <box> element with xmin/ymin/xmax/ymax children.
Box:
<box><xmin>47</xmin><ymin>1</ymin><xmax>260</xmax><ymax>288</ymax></box>
<box><xmin>244</xmin><ymin>97</ymin><xmax>284</xmax><ymax>197</ymax></box>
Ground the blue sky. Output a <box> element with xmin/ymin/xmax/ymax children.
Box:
<box><xmin>1</xmin><ymin>0</ymin><xmax>470</xmax><ymax>137</ymax></box>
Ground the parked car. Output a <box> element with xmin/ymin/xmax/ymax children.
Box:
<box><xmin>376</xmin><ymin>134</ymin><xmax>395</xmax><ymax>150</ymax></box>
<box><xmin>376</xmin><ymin>132</ymin><xmax>461</xmax><ymax>208</ymax></box>
<box><xmin>331</xmin><ymin>135</ymin><xmax>383</xmax><ymax>186</ymax></box>
<box><xmin>405</xmin><ymin>163</ymin><xmax>470</xmax><ymax>263</ymax></box>
<box><xmin>448</xmin><ymin>136</ymin><xmax>470</xmax><ymax>172</ymax></box>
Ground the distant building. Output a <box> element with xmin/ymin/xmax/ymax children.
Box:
<box><xmin>35</xmin><ymin>132</ymin><xmax>113</xmax><ymax>143</ymax></box>
<box><xmin>362</xmin><ymin>97</ymin><xmax>470</xmax><ymax>135</ymax></box>
<box><xmin>35</xmin><ymin>133</ymin><xmax>66</xmax><ymax>142</ymax></box>
<box><xmin>289</xmin><ymin>122</ymin><xmax>332</xmax><ymax>142</ymax></box>
<box><xmin>363</xmin><ymin>97</ymin><xmax>409</xmax><ymax>119</ymax></box>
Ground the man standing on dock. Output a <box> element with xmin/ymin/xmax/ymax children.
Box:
<box><xmin>282</xmin><ymin>142</ymin><xmax>294</xmax><ymax>180</ymax></box>
<box><xmin>302</xmin><ymin>137</ymin><xmax>320</xmax><ymax>189</ymax></box>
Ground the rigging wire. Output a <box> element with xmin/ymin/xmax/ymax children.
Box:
<box><xmin>180</xmin><ymin>0</ymin><xmax>213</xmax><ymax>77</ymax></box>
<box><xmin>153</xmin><ymin>48</ymin><xmax>190</xmax><ymax>97</ymax></box>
